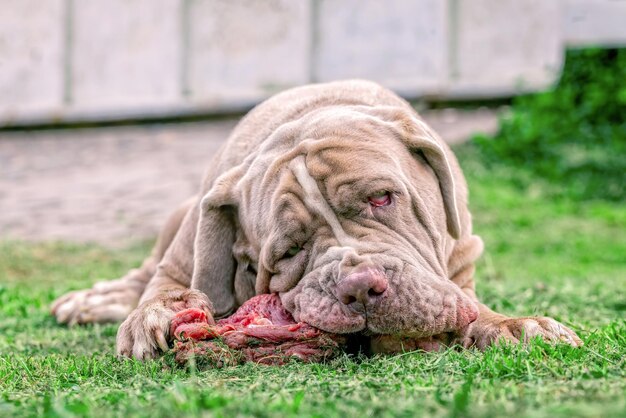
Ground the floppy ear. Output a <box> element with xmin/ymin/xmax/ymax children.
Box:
<box><xmin>191</xmin><ymin>166</ymin><xmax>244</xmax><ymax>318</ymax></box>
<box><xmin>399</xmin><ymin>117</ymin><xmax>463</xmax><ymax>239</ymax></box>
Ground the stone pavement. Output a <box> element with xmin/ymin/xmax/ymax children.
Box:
<box><xmin>0</xmin><ymin>108</ymin><xmax>498</xmax><ymax>246</ymax></box>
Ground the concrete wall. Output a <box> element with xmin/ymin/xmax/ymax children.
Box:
<box><xmin>563</xmin><ymin>0</ymin><xmax>626</xmax><ymax>47</ymax></box>
<box><xmin>0</xmin><ymin>0</ymin><xmax>624</xmax><ymax>127</ymax></box>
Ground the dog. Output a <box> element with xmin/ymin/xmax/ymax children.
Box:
<box><xmin>51</xmin><ymin>80</ymin><xmax>582</xmax><ymax>359</ymax></box>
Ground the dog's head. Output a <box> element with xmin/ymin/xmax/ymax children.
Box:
<box><xmin>193</xmin><ymin>105</ymin><xmax>478</xmax><ymax>340</ymax></box>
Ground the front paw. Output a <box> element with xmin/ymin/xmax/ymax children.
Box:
<box><xmin>51</xmin><ymin>279</ymin><xmax>142</xmax><ymax>325</ymax></box>
<box><xmin>462</xmin><ymin>316</ymin><xmax>582</xmax><ymax>350</ymax></box>
<box><xmin>116</xmin><ymin>288</ymin><xmax>213</xmax><ymax>360</ymax></box>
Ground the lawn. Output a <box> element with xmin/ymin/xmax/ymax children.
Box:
<box><xmin>1</xmin><ymin>144</ymin><xmax>624</xmax><ymax>418</ymax></box>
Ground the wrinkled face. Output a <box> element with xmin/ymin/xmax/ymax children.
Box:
<box><xmin>234</xmin><ymin>110</ymin><xmax>477</xmax><ymax>340</ymax></box>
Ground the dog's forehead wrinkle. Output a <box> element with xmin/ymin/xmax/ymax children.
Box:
<box><xmin>404</xmin><ymin>179</ymin><xmax>447</xmax><ymax>270</ymax></box>
<box><xmin>289</xmin><ymin>156</ymin><xmax>356</xmax><ymax>248</ymax></box>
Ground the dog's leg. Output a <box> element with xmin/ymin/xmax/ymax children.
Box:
<box><xmin>51</xmin><ymin>197</ymin><xmax>197</xmax><ymax>326</ymax></box>
<box><xmin>458</xmin><ymin>289</ymin><xmax>582</xmax><ymax>349</ymax></box>
<box><xmin>448</xmin><ymin>235</ymin><xmax>582</xmax><ymax>349</ymax></box>
<box><xmin>115</xmin><ymin>197</ymin><xmax>216</xmax><ymax>360</ymax></box>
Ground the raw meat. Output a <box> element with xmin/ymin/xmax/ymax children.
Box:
<box><xmin>171</xmin><ymin>294</ymin><xmax>346</xmax><ymax>366</ymax></box>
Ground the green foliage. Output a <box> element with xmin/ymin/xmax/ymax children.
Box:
<box><xmin>473</xmin><ymin>48</ymin><xmax>626</xmax><ymax>201</ymax></box>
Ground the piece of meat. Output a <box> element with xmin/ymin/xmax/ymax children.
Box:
<box><xmin>169</xmin><ymin>308</ymin><xmax>214</xmax><ymax>336</ymax></box>
<box><xmin>171</xmin><ymin>294</ymin><xmax>455</xmax><ymax>366</ymax></box>
<box><xmin>172</xmin><ymin>294</ymin><xmax>346</xmax><ymax>366</ymax></box>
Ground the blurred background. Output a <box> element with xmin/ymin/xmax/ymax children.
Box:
<box><xmin>2</xmin><ymin>0</ymin><xmax>625</xmax><ymax>124</ymax></box>
<box><xmin>0</xmin><ymin>0</ymin><xmax>624</xmax><ymax>245</ymax></box>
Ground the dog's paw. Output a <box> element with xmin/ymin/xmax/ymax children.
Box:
<box><xmin>116</xmin><ymin>288</ymin><xmax>213</xmax><ymax>360</ymax></box>
<box><xmin>462</xmin><ymin>316</ymin><xmax>582</xmax><ymax>350</ymax></box>
<box><xmin>51</xmin><ymin>279</ymin><xmax>143</xmax><ymax>325</ymax></box>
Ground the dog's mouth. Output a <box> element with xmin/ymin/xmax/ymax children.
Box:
<box><xmin>285</xmin><ymin>258</ymin><xmax>479</xmax><ymax>340</ymax></box>
<box><xmin>170</xmin><ymin>293</ymin><xmax>467</xmax><ymax>368</ymax></box>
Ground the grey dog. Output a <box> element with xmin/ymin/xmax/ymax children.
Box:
<box><xmin>52</xmin><ymin>80</ymin><xmax>582</xmax><ymax>359</ymax></box>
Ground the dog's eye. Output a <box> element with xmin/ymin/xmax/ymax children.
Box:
<box><xmin>285</xmin><ymin>245</ymin><xmax>301</xmax><ymax>258</ymax></box>
<box><xmin>368</xmin><ymin>191</ymin><xmax>391</xmax><ymax>207</ymax></box>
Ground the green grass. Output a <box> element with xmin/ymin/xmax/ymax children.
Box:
<box><xmin>1</xmin><ymin>151</ymin><xmax>625</xmax><ymax>417</ymax></box>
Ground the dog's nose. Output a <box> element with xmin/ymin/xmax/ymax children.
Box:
<box><xmin>337</xmin><ymin>267</ymin><xmax>388</xmax><ymax>306</ymax></box>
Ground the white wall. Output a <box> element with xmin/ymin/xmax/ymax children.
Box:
<box><xmin>0</xmin><ymin>0</ymin><xmax>624</xmax><ymax>126</ymax></box>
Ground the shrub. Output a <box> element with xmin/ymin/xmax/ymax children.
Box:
<box><xmin>472</xmin><ymin>48</ymin><xmax>626</xmax><ymax>201</ymax></box>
